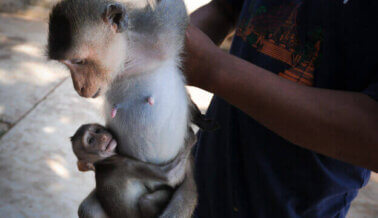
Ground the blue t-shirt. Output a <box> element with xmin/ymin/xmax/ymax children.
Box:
<box><xmin>194</xmin><ymin>0</ymin><xmax>377</xmax><ymax>217</ymax></box>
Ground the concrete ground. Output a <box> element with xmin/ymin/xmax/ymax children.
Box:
<box><xmin>0</xmin><ymin>1</ymin><xmax>376</xmax><ymax>218</ymax></box>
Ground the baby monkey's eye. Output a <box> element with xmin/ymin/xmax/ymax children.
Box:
<box><xmin>88</xmin><ymin>137</ymin><xmax>94</xmax><ymax>144</ymax></box>
<box><xmin>95</xmin><ymin>128</ymin><xmax>101</xmax><ymax>134</ymax></box>
<box><xmin>71</xmin><ymin>59</ymin><xmax>86</xmax><ymax>65</ymax></box>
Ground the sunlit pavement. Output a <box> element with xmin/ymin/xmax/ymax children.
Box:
<box><xmin>0</xmin><ymin>1</ymin><xmax>376</xmax><ymax>218</ymax></box>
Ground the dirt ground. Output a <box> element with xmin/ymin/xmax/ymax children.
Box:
<box><xmin>0</xmin><ymin>1</ymin><xmax>376</xmax><ymax>218</ymax></box>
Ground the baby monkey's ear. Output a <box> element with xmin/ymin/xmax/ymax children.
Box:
<box><xmin>77</xmin><ymin>161</ymin><xmax>95</xmax><ymax>172</ymax></box>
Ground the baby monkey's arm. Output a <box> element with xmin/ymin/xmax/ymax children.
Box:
<box><xmin>123</xmin><ymin>128</ymin><xmax>196</xmax><ymax>187</ymax></box>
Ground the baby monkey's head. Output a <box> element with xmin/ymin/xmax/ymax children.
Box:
<box><xmin>71</xmin><ymin>124</ymin><xmax>117</xmax><ymax>171</ymax></box>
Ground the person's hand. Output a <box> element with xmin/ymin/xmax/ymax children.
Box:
<box><xmin>183</xmin><ymin>24</ymin><xmax>220</xmax><ymax>89</ymax></box>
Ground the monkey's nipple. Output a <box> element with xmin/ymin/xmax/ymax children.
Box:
<box><xmin>111</xmin><ymin>105</ymin><xmax>118</xmax><ymax>118</ymax></box>
<box><xmin>147</xmin><ymin>96</ymin><xmax>155</xmax><ymax>106</ymax></box>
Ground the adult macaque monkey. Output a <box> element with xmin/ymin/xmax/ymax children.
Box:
<box><xmin>47</xmin><ymin>0</ymin><xmax>213</xmax><ymax>217</ymax></box>
<box><xmin>48</xmin><ymin>0</ymin><xmax>196</xmax><ymax>161</ymax></box>
<box><xmin>70</xmin><ymin>123</ymin><xmax>196</xmax><ymax>218</ymax></box>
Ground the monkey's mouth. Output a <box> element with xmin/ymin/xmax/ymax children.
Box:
<box><xmin>92</xmin><ymin>88</ymin><xmax>101</xmax><ymax>98</ymax></box>
<box><xmin>105</xmin><ymin>139</ymin><xmax>117</xmax><ymax>152</ymax></box>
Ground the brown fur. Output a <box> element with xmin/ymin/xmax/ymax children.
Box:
<box><xmin>72</xmin><ymin>124</ymin><xmax>197</xmax><ymax>218</ymax></box>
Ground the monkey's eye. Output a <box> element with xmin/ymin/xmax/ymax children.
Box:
<box><xmin>95</xmin><ymin>128</ymin><xmax>101</xmax><ymax>134</ymax></box>
<box><xmin>88</xmin><ymin>137</ymin><xmax>94</xmax><ymax>144</ymax></box>
<box><xmin>71</xmin><ymin>59</ymin><xmax>86</xmax><ymax>65</ymax></box>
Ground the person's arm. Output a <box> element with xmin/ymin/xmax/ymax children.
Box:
<box><xmin>185</xmin><ymin>0</ymin><xmax>240</xmax><ymax>85</ymax></box>
<box><xmin>189</xmin><ymin>0</ymin><xmax>239</xmax><ymax>45</ymax></box>
<box><xmin>184</xmin><ymin>25</ymin><xmax>378</xmax><ymax>172</ymax></box>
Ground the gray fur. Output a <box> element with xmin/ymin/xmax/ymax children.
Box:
<box><xmin>77</xmin><ymin>127</ymin><xmax>196</xmax><ymax>218</ymax></box>
<box><xmin>50</xmin><ymin>0</ymin><xmax>201</xmax><ymax>217</ymax></box>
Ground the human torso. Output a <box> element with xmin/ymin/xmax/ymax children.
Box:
<box><xmin>194</xmin><ymin>0</ymin><xmax>375</xmax><ymax>217</ymax></box>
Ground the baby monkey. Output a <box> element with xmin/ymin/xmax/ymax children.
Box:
<box><xmin>71</xmin><ymin>124</ymin><xmax>117</xmax><ymax>171</ymax></box>
<box><xmin>71</xmin><ymin>123</ymin><xmax>196</xmax><ymax>218</ymax></box>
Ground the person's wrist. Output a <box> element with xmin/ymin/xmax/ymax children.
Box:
<box><xmin>199</xmin><ymin>47</ymin><xmax>224</xmax><ymax>93</ymax></box>
<box><xmin>183</xmin><ymin>24</ymin><xmax>224</xmax><ymax>92</ymax></box>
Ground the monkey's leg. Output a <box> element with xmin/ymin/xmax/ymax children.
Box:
<box><xmin>78</xmin><ymin>189</ymin><xmax>108</xmax><ymax>218</ymax></box>
<box><xmin>133</xmin><ymin>152</ymin><xmax>188</xmax><ymax>187</ymax></box>
<box><xmin>138</xmin><ymin>189</ymin><xmax>172</xmax><ymax>218</ymax></box>
<box><xmin>134</xmin><ymin>128</ymin><xmax>196</xmax><ymax>187</ymax></box>
<box><xmin>158</xmin><ymin>127</ymin><xmax>197</xmax><ymax>186</ymax></box>
<box><xmin>158</xmin><ymin>157</ymin><xmax>198</xmax><ymax>218</ymax></box>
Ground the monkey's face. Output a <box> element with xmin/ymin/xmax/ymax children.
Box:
<box><xmin>59</xmin><ymin>30</ymin><xmax>127</xmax><ymax>98</ymax></box>
<box><xmin>61</xmin><ymin>58</ymin><xmax>106</xmax><ymax>98</ymax></box>
<box><xmin>48</xmin><ymin>1</ymin><xmax>178</xmax><ymax>98</ymax></box>
<box><xmin>48</xmin><ymin>2</ymin><xmax>129</xmax><ymax>98</ymax></box>
<box><xmin>74</xmin><ymin>124</ymin><xmax>118</xmax><ymax>163</ymax></box>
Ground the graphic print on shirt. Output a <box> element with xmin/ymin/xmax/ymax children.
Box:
<box><xmin>236</xmin><ymin>1</ymin><xmax>323</xmax><ymax>86</ymax></box>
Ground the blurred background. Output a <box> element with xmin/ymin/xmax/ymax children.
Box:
<box><xmin>0</xmin><ymin>0</ymin><xmax>376</xmax><ymax>217</ymax></box>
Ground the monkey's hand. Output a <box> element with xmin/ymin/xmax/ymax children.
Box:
<box><xmin>77</xmin><ymin>161</ymin><xmax>95</xmax><ymax>172</ymax></box>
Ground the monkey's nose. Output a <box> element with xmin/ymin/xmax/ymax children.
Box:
<box><xmin>77</xmin><ymin>87</ymin><xmax>87</xmax><ymax>97</ymax></box>
<box><xmin>100</xmin><ymin>134</ymin><xmax>108</xmax><ymax>142</ymax></box>
<box><xmin>79</xmin><ymin>87</ymin><xmax>92</xmax><ymax>97</ymax></box>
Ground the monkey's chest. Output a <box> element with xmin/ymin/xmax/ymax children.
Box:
<box><xmin>104</xmin><ymin>87</ymin><xmax>188</xmax><ymax>164</ymax></box>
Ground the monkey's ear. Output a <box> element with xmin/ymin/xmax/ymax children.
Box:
<box><xmin>77</xmin><ymin>161</ymin><xmax>95</xmax><ymax>172</ymax></box>
<box><xmin>103</xmin><ymin>3</ymin><xmax>128</xmax><ymax>33</ymax></box>
<box><xmin>147</xmin><ymin>0</ymin><xmax>161</xmax><ymax>10</ymax></box>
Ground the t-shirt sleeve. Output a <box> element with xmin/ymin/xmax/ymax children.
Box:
<box><xmin>216</xmin><ymin>0</ymin><xmax>245</xmax><ymax>15</ymax></box>
<box><xmin>362</xmin><ymin>74</ymin><xmax>378</xmax><ymax>101</ymax></box>
<box><xmin>224</xmin><ymin>0</ymin><xmax>244</xmax><ymax>8</ymax></box>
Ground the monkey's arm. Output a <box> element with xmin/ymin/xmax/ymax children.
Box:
<box><xmin>97</xmin><ymin>134</ymin><xmax>193</xmax><ymax>188</ymax></box>
<box><xmin>133</xmin><ymin>128</ymin><xmax>196</xmax><ymax>186</ymax></box>
<box><xmin>132</xmin><ymin>156</ymin><xmax>187</xmax><ymax>187</ymax></box>
<box><xmin>158</xmin><ymin>157</ymin><xmax>198</xmax><ymax>218</ymax></box>
<box><xmin>184</xmin><ymin>25</ymin><xmax>378</xmax><ymax>171</ymax></box>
